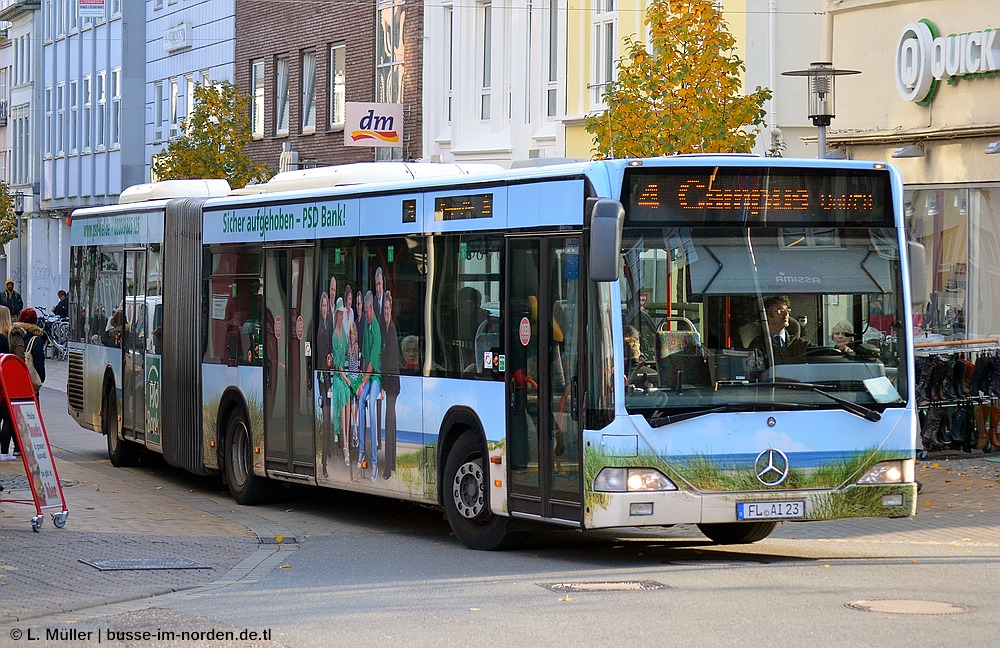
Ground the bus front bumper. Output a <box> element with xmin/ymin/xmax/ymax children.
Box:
<box><xmin>584</xmin><ymin>483</ymin><xmax>918</xmax><ymax>529</ymax></box>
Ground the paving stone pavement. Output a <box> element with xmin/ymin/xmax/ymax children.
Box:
<box><xmin>0</xmin><ymin>360</ymin><xmax>269</xmax><ymax>624</ymax></box>
<box><xmin>4</xmin><ymin>359</ymin><xmax>1000</xmax><ymax>622</ymax></box>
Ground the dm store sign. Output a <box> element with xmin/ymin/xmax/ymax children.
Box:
<box><xmin>344</xmin><ymin>102</ymin><xmax>403</xmax><ymax>147</ymax></box>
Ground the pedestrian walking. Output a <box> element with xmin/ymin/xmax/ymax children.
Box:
<box><xmin>1</xmin><ymin>279</ymin><xmax>24</xmax><ymax>318</ymax></box>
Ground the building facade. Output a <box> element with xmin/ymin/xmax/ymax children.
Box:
<box><xmin>826</xmin><ymin>0</ymin><xmax>1000</xmax><ymax>342</ymax></box>
<box><xmin>147</xmin><ymin>0</ymin><xmax>237</xmax><ymax>182</ymax></box>
<box><xmin>236</xmin><ymin>1</ymin><xmax>417</xmax><ymax>170</ymax></box>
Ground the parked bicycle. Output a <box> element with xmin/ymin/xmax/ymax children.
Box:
<box><xmin>34</xmin><ymin>306</ymin><xmax>69</xmax><ymax>361</ymax></box>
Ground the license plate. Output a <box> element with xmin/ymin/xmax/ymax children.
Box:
<box><xmin>736</xmin><ymin>500</ymin><xmax>805</xmax><ymax>520</ymax></box>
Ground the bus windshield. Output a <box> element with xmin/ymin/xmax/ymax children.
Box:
<box><xmin>620</xmin><ymin>224</ymin><xmax>908</xmax><ymax>419</ymax></box>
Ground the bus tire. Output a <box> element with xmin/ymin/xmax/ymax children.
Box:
<box><xmin>224</xmin><ymin>408</ymin><xmax>272</xmax><ymax>505</ymax></box>
<box><xmin>104</xmin><ymin>387</ymin><xmax>140</xmax><ymax>467</ymax></box>
<box><xmin>443</xmin><ymin>431</ymin><xmax>518</xmax><ymax>550</ymax></box>
<box><xmin>697</xmin><ymin>521</ymin><xmax>777</xmax><ymax>544</ymax></box>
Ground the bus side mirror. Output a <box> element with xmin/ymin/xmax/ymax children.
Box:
<box><xmin>908</xmin><ymin>241</ymin><xmax>927</xmax><ymax>309</ymax></box>
<box><xmin>589</xmin><ymin>198</ymin><xmax>623</xmax><ymax>282</ymax></box>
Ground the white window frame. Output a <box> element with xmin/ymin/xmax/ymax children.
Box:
<box><xmin>329</xmin><ymin>45</ymin><xmax>346</xmax><ymax>129</ymax></box>
<box><xmin>445</xmin><ymin>5</ymin><xmax>453</xmax><ymax>123</ymax></box>
<box><xmin>592</xmin><ymin>0</ymin><xmax>617</xmax><ymax>108</ymax></box>
<box><xmin>45</xmin><ymin>86</ymin><xmax>53</xmax><ymax>157</ymax></box>
<box><xmin>69</xmin><ymin>79</ymin><xmax>78</xmax><ymax>154</ymax></box>
<box><xmin>251</xmin><ymin>59</ymin><xmax>265</xmax><ymax>138</ymax></box>
<box><xmin>82</xmin><ymin>75</ymin><xmax>92</xmax><ymax>151</ymax></box>
<box><xmin>301</xmin><ymin>49</ymin><xmax>317</xmax><ymax>133</ymax></box>
<box><xmin>276</xmin><ymin>55</ymin><xmax>291</xmax><ymax>136</ymax></box>
<box><xmin>186</xmin><ymin>75</ymin><xmax>195</xmax><ymax>124</ymax></box>
<box><xmin>56</xmin><ymin>82</ymin><xmax>65</xmax><ymax>155</ymax></box>
<box><xmin>478</xmin><ymin>2</ymin><xmax>492</xmax><ymax>121</ymax></box>
<box><xmin>96</xmin><ymin>70</ymin><xmax>106</xmax><ymax>149</ymax></box>
<box><xmin>111</xmin><ymin>68</ymin><xmax>121</xmax><ymax>147</ymax></box>
<box><xmin>546</xmin><ymin>0</ymin><xmax>560</xmax><ymax>118</ymax></box>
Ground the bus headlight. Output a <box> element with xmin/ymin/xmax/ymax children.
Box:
<box><xmin>857</xmin><ymin>460</ymin><xmax>904</xmax><ymax>485</ymax></box>
<box><xmin>593</xmin><ymin>468</ymin><xmax>677</xmax><ymax>492</ymax></box>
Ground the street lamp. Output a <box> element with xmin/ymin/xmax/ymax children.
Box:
<box><xmin>13</xmin><ymin>191</ymin><xmax>24</xmax><ymax>288</ymax></box>
<box><xmin>782</xmin><ymin>62</ymin><xmax>860</xmax><ymax>159</ymax></box>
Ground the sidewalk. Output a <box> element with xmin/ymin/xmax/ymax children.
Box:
<box><xmin>0</xmin><ymin>359</ymin><xmax>262</xmax><ymax>623</ymax></box>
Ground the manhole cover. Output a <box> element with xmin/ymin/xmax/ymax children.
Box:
<box><xmin>79</xmin><ymin>557</ymin><xmax>211</xmax><ymax>571</ymax></box>
<box><xmin>541</xmin><ymin>580</ymin><xmax>667</xmax><ymax>592</ymax></box>
<box><xmin>847</xmin><ymin>600</ymin><xmax>968</xmax><ymax>615</ymax></box>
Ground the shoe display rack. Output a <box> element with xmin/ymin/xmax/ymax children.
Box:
<box><xmin>915</xmin><ymin>337</ymin><xmax>1000</xmax><ymax>459</ymax></box>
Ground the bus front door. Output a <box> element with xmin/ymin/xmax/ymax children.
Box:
<box><xmin>506</xmin><ymin>236</ymin><xmax>583</xmax><ymax>523</ymax></box>
<box><xmin>263</xmin><ymin>246</ymin><xmax>317</xmax><ymax>478</ymax></box>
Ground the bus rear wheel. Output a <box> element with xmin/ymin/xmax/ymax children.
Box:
<box><xmin>104</xmin><ymin>388</ymin><xmax>140</xmax><ymax>467</ymax></box>
<box><xmin>697</xmin><ymin>521</ymin><xmax>777</xmax><ymax>544</ymax></box>
<box><xmin>224</xmin><ymin>409</ymin><xmax>273</xmax><ymax>505</ymax></box>
<box><xmin>443</xmin><ymin>431</ymin><xmax>518</xmax><ymax>550</ymax></box>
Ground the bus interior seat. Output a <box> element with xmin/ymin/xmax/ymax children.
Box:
<box><xmin>657</xmin><ymin>317</ymin><xmax>710</xmax><ymax>387</ymax></box>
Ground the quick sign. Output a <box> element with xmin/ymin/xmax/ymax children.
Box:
<box><xmin>344</xmin><ymin>102</ymin><xmax>403</xmax><ymax>147</ymax></box>
<box><xmin>896</xmin><ymin>19</ymin><xmax>1000</xmax><ymax>105</ymax></box>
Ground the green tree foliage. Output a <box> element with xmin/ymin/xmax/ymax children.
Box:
<box><xmin>152</xmin><ymin>81</ymin><xmax>271</xmax><ymax>188</ymax></box>
<box><xmin>586</xmin><ymin>0</ymin><xmax>772</xmax><ymax>159</ymax></box>
<box><xmin>0</xmin><ymin>182</ymin><xmax>19</xmax><ymax>248</ymax></box>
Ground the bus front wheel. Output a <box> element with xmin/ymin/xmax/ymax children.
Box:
<box><xmin>104</xmin><ymin>388</ymin><xmax>140</xmax><ymax>467</ymax></box>
<box><xmin>443</xmin><ymin>432</ymin><xmax>518</xmax><ymax>550</ymax></box>
<box><xmin>697</xmin><ymin>521</ymin><xmax>777</xmax><ymax>544</ymax></box>
<box><xmin>224</xmin><ymin>409</ymin><xmax>273</xmax><ymax>505</ymax></box>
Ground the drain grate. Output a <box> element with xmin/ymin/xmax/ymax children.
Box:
<box><xmin>79</xmin><ymin>557</ymin><xmax>211</xmax><ymax>571</ymax></box>
<box><xmin>259</xmin><ymin>536</ymin><xmax>298</xmax><ymax>544</ymax></box>
<box><xmin>540</xmin><ymin>580</ymin><xmax>667</xmax><ymax>592</ymax></box>
<box><xmin>846</xmin><ymin>600</ymin><xmax>969</xmax><ymax>615</ymax></box>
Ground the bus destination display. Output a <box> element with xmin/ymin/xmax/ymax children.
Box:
<box><xmin>625</xmin><ymin>166</ymin><xmax>893</xmax><ymax>225</ymax></box>
<box><xmin>434</xmin><ymin>193</ymin><xmax>493</xmax><ymax>221</ymax></box>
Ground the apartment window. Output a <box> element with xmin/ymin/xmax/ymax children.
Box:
<box><xmin>276</xmin><ymin>55</ymin><xmax>291</xmax><ymax>136</ymax></box>
<box><xmin>97</xmin><ymin>71</ymin><xmax>106</xmax><ymax>148</ymax></box>
<box><xmin>83</xmin><ymin>75</ymin><xmax>92</xmax><ymax>150</ymax></box>
<box><xmin>592</xmin><ymin>0</ymin><xmax>617</xmax><ymax>106</ymax></box>
<box><xmin>547</xmin><ymin>0</ymin><xmax>559</xmax><ymax>117</ymax></box>
<box><xmin>69</xmin><ymin>79</ymin><xmax>78</xmax><ymax>153</ymax></box>
<box><xmin>477</xmin><ymin>2</ymin><xmax>492</xmax><ymax>120</ymax></box>
<box><xmin>13</xmin><ymin>107</ymin><xmax>30</xmax><ymax>184</ymax></box>
<box><xmin>44</xmin><ymin>0</ymin><xmax>54</xmax><ymax>41</ymax></box>
<box><xmin>56</xmin><ymin>0</ymin><xmax>65</xmax><ymax>37</ymax></box>
<box><xmin>329</xmin><ymin>45</ymin><xmax>345</xmax><ymax>128</ymax></box>
<box><xmin>56</xmin><ymin>83</ymin><xmax>65</xmax><ymax>155</ymax></box>
<box><xmin>69</xmin><ymin>0</ymin><xmax>78</xmax><ymax>32</ymax></box>
<box><xmin>155</xmin><ymin>0</ymin><xmax>163</xmax><ymax>10</ymax></box>
<box><xmin>170</xmin><ymin>78</ymin><xmax>179</xmax><ymax>133</ymax></box>
<box><xmin>376</xmin><ymin>0</ymin><xmax>405</xmax><ymax>104</ymax></box>
<box><xmin>186</xmin><ymin>75</ymin><xmax>195</xmax><ymax>123</ymax></box>
<box><xmin>445</xmin><ymin>6</ymin><xmax>453</xmax><ymax>123</ymax></box>
<box><xmin>251</xmin><ymin>60</ymin><xmax>265</xmax><ymax>137</ymax></box>
<box><xmin>111</xmin><ymin>68</ymin><xmax>121</xmax><ymax>147</ymax></box>
<box><xmin>154</xmin><ymin>80</ymin><xmax>164</xmax><ymax>141</ymax></box>
<box><xmin>45</xmin><ymin>87</ymin><xmax>53</xmax><ymax>156</ymax></box>
<box><xmin>301</xmin><ymin>50</ymin><xmax>317</xmax><ymax>133</ymax></box>
<box><xmin>111</xmin><ymin>0</ymin><xmax>121</xmax><ymax>15</ymax></box>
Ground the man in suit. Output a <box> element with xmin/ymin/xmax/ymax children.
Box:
<box><xmin>749</xmin><ymin>294</ymin><xmax>809</xmax><ymax>366</ymax></box>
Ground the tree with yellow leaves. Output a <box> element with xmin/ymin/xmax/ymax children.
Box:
<box><xmin>0</xmin><ymin>182</ymin><xmax>20</xmax><ymax>248</ymax></box>
<box><xmin>152</xmin><ymin>81</ymin><xmax>271</xmax><ymax>188</ymax></box>
<box><xmin>586</xmin><ymin>0</ymin><xmax>772</xmax><ymax>159</ymax></box>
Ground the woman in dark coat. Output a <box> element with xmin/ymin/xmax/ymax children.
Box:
<box><xmin>380</xmin><ymin>291</ymin><xmax>400</xmax><ymax>480</ymax></box>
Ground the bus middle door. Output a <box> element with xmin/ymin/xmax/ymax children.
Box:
<box><xmin>263</xmin><ymin>245</ymin><xmax>317</xmax><ymax>478</ymax></box>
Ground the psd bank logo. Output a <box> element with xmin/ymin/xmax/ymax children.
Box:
<box><xmin>345</xmin><ymin>102</ymin><xmax>403</xmax><ymax>147</ymax></box>
<box><xmin>895</xmin><ymin>18</ymin><xmax>1000</xmax><ymax>105</ymax></box>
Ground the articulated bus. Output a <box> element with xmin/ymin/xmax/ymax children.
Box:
<box><xmin>67</xmin><ymin>157</ymin><xmax>922</xmax><ymax>549</ymax></box>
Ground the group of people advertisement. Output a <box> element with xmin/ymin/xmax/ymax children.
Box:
<box><xmin>315</xmin><ymin>267</ymin><xmax>400</xmax><ymax>482</ymax></box>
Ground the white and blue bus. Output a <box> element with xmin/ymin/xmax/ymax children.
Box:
<box><xmin>67</xmin><ymin>157</ymin><xmax>921</xmax><ymax>549</ymax></box>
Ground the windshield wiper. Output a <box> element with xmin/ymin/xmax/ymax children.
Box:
<box><xmin>648</xmin><ymin>402</ymin><xmax>801</xmax><ymax>428</ymax></box>
<box><xmin>723</xmin><ymin>381</ymin><xmax>882</xmax><ymax>422</ymax></box>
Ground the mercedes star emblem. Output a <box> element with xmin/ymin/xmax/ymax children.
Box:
<box><xmin>754</xmin><ymin>448</ymin><xmax>790</xmax><ymax>486</ymax></box>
